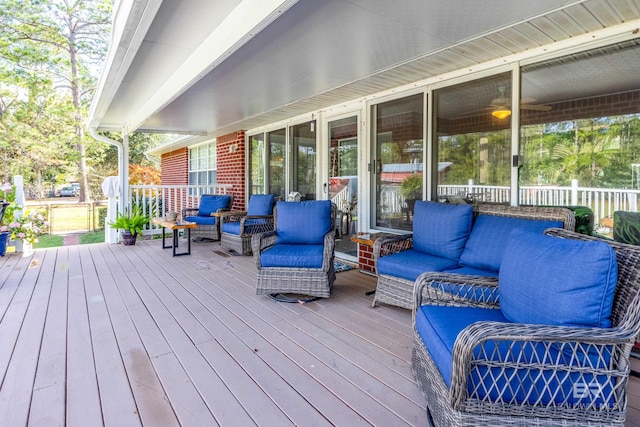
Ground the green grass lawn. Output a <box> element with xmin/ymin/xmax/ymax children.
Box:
<box><xmin>30</xmin><ymin>230</ymin><xmax>105</xmax><ymax>249</ymax></box>
<box><xmin>79</xmin><ymin>230</ymin><xmax>105</xmax><ymax>244</ymax></box>
<box><xmin>34</xmin><ymin>234</ymin><xmax>64</xmax><ymax>249</ymax></box>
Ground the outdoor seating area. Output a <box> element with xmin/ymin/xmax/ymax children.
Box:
<box><xmin>2</xmin><ymin>237</ymin><xmax>640</xmax><ymax>425</ymax></box>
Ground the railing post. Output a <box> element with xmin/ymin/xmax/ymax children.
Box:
<box><xmin>468</xmin><ymin>179</ymin><xmax>474</xmax><ymax>196</ymax></box>
<box><xmin>571</xmin><ymin>179</ymin><xmax>578</xmax><ymax>206</ymax></box>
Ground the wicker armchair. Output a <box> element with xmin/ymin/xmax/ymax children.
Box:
<box><xmin>372</xmin><ymin>203</ymin><xmax>576</xmax><ymax>309</ymax></box>
<box><xmin>221</xmin><ymin>194</ymin><xmax>275</xmax><ymax>255</ymax></box>
<box><xmin>182</xmin><ymin>194</ymin><xmax>233</xmax><ymax>241</ymax></box>
<box><xmin>253</xmin><ymin>200</ymin><xmax>336</xmax><ymax>299</ymax></box>
<box><xmin>412</xmin><ymin>228</ymin><xmax>640</xmax><ymax>426</ymax></box>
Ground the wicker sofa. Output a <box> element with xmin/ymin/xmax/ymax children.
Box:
<box><xmin>372</xmin><ymin>202</ymin><xmax>575</xmax><ymax>309</ymax></box>
<box><xmin>412</xmin><ymin>228</ymin><xmax>640</xmax><ymax>426</ymax></box>
<box><xmin>253</xmin><ymin>200</ymin><xmax>336</xmax><ymax>299</ymax></box>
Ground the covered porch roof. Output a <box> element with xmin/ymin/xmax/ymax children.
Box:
<box><xmin>89</xmin><ymin>0</ymin><xmax>640</xmax><ymax>138</ymax></box>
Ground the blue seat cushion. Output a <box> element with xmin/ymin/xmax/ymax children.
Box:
<box><xmin>416</xmin><ymin>305</ymin><xmax>613</xmax><ymax>407</ymax></box>
<box><xmin>377</xmin><ymin>250</ymin><xmax>458</xmax><ymax>282</ymax></box>
<box><xmin>260</xmin><ymin>244</ymin><xmax>324</xmax><ymax>268</ymax></box>
<box><xmin>247</xmin><ymin>194</ymin><xmax>275</xmax><ymax>216</ymax></box>
<box><xmin>185</xmin><ymin>215</ymin><xmax>217</xmax><ymax>225</ymax></box>
<box><xmin>499</xmin><ymin>230</ymin><xmax>618</xmax><ymax>328</ymax></box>
<box><xmin>416</xmin><ymin>305</ymin><xmax>508</xmax><ymax>387</ymax></box>
<box><xmin>197</xmin><ymin>195</ymin><xmax>232</xmax><ymax>217</ymax></box>
<box><xmin>412</xmin><ymin>201</ymin><xmax>473</xmax><ymax>260</ymax></box>
<box><xmin>222</xmin><ymin>219</ymin><xmax>269</xmax><ymax>235</ymax></box>
<box><xmin>275</xmin><ymin>200</ymin><xmax>332</xmax><ymax>245</ymax></box>
<box><xmin>459</xmin><ymin>215</ymin><xmax>563</xmax><ymax>271</ymax></box>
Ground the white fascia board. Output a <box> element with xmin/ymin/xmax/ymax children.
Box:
<box><xmin>145</xmin><ymin>135</ymin><xmax>214</xmax><ymax>156</ymax></box>
<box><xmin>127</xmin><ymin>0</ymin><xmax>299</xmax><ymax>133</ymax></box>
<box><xmin>89</xmin><ymin>0</ymin><xmax>164</xmax><ymax>130</ymax></box>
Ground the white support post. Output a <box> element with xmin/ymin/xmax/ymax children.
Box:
<box><xmin>571</xmin><ymin>179</ymin><xmax>579</xmax><ymax>206</ymax></box>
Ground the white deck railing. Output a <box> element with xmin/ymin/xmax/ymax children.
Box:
<box><xmin>127</xmin><ymin>181</ymin><xmax>639</xmax><ymax>234</ymax></box>
<box><xmin>439</xmin><ymin>179</ymin><xmax>639</xmax><ymax>226</ymax></box>
<box><xmin>128</xmin><ymin>184</ymin><xmax>233</xmax><ymax>234</ymax></box>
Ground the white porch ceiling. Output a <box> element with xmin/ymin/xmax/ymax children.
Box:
<box><xmin>90</xmin><ymin>0</ymin><xmax>640</xmax><ymax>137</ymax></box>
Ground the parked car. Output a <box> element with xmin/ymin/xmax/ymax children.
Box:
<box><xmin>59</xmin><ymin>186</ymin><xmax>79</xmax><ymax>197</ymax></box>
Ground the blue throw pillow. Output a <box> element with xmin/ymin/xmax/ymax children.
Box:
<box><xmin>412</xmin><ymin>201</ymin><xmax>473</xmax><ymax>260</ymax></box>
<box><xmin>247</xmin><ymin>194</ymin><xmax>275</xmax><ymax>216</ymax></box>
<box><xmin>197</xmin><ymin>195</ymin><xmax>231</xmax><ymax>217</ymax></box>
<box><xmin>276</xmin><ymin>200</ymin><xmax>332</xmax><ymax>245</ymax></box>
<box><xmin>459</xmin><ymin>215</ymin><xmax>563</xmax><ymax>272</ymax></box>
<box><xmin>499</xmin><ymin>230</ymin><xmax>618</xmax><ymax>328</ymax></box>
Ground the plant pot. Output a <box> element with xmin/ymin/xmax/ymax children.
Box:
<box><xmin>121</xmin><ymin>231</ymin><xmax>138</xmax><ymax>246</ymax></box>
<box><xmin>21</xmin><ymin>241</ymin><xmax>33</xmax><ymax>257</ymax></box>
<box><xmin>0</xmin><ymin>232</ymin><xmax>9</xmax><ymax>256</ymax></box>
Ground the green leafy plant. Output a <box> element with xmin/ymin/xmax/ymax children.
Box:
<box><xmin>108</xmin><ymin>205</ymin><xmax>151</xmax><ymax>237</ymax></box>
<box><xmin>400</xmin><ymin>173</ymin><xmax>422</xmax><ymax>199</ymax></box>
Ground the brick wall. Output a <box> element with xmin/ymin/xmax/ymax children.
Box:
<box><xmin>358</xmin><ymin>244</ymin><xmax>376</xmax><ymax>274</ymax></box>
<box><xmin>216</xmin><ymin>131</ymin><xmax>246</xmax><ymax>210</ymax></box>
<box><xmin>161</xmin><ymin>148</ymin><xmax>188</xmax><ymax>185</ymax></box>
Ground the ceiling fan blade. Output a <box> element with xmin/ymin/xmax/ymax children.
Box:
<box><xmin>520</xmin><ymin>103</ymin><xmax>552</xmax><ymax>111</ymax></box>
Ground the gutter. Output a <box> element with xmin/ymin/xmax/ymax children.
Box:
<box><xmin>144</xmin><ymin>152</ymin><xmax>161</xmax><ymax>166</ymax></box>
<box><xmin>89</xmin><ymin>127</ymin><xmax>129</xmax><ymax>214</ymax></box>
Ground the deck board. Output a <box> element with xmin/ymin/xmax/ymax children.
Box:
<box><xmin>66</xmin><ymin>246</ymin><xmax>104</xmax><ymax>426</ymax></box>
<box><xmin>30</xmin><ymin>248</ymin><xmax>69</xmax><ymax>427</ymax></box>
<box><xmin>1</xmin><ymin>239</ymin><xmax>640</xmax><ymax>426</ymax></box>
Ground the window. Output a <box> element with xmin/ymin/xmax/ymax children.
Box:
<box><xmin>249</xmin><ymin>133</ymin><xmax>265</xmax><ymax>195</ymax></box>
<box><xmin>433</xmin><ymin>73</ymin><xmax>512</xmax><ymax>204</ymax></box>
<box><xmin>188</xmin><ymin>143</ymin><xmax>217</xmax><ymax>191</ymax></box>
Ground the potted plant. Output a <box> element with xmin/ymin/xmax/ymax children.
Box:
<box><xmin>400</xmin><ymin>173</ymin><xmax>422</xmax><ymax>216</ymax></box>
<box><xmin>108</xmin><ymin>205</ymin><xmax>151</xmax><ymax>245</ymax></box>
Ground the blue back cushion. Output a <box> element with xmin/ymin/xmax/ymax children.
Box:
<box><xmin>412</xmin><ymin>201</ymin><xmax>473</xmax><ymax>260</ymax></box>
<box><xmin>197</xmin><ymin>195</ymin><xmax>232</xmax><ymax>217</ymax></box>
<box><xmin>499</xmin><ymin>230</ymin><xmax>618</xmax><ymax>328</ymax></box>
<box><xmin>248</xmin><ymin>194</ymin><xmax>275</xmax><ymax>216</ymax></box>
<box><xmin>459</xmin><ymin>215</ymin><xmax>563</xmax><ymax>272</ymax></box>
<box><xmin>276</xmin><ymin>200</ymin><xmax>332</xmax><ymax>245</ymax></box>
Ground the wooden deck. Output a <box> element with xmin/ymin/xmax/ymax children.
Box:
<box><xmin>1</xmin><ymin>239</ymin><xmax>640</xmax><ymax>426</ymax></box>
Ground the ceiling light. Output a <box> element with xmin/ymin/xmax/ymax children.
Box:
<box><xmin>492</xmin><ymin>107</ymin><xmax>511</xmax><ymax>120</ymax></box>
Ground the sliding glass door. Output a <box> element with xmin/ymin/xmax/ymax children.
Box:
<box><xmin>372</xmin><ymin>93</ymin><xmax>424</xmax><ymax>231</ymax></box>
<box><xmin>328</xmin><ymin>115</ymin><xmax>359</xmax><ymax>258</ymax></box>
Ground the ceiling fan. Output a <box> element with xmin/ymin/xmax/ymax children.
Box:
<box><xmin>490</xmin><ymin>87</ymin><xmax>552</xmax><ymax>119</ymax></box>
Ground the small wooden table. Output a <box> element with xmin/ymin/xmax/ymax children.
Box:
<box><xmin>152</xmin><ymin>218</ymin><xmax>197</xmax><ymax>256</ymax></box>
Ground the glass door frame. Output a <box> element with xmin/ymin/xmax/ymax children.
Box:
<box><xmin>368</xmin><ymin>89</ymin><xmax>426</xmax><ymax>232</ymax></box>
<box><xmin>249</xmin><ymin>118</ymin><xmax>320</xmax><ymax>202</ymax></box>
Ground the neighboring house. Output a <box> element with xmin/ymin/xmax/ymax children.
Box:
<box><xmin>89</xmin><ymin>0</ymin><xmax>640</xmax><ymax>242</ymax></box>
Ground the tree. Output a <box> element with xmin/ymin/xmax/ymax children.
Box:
<box><xmin>0</xmin><ymin>0</ymin><xmax>111</xmax><ymax>201</ymax></box>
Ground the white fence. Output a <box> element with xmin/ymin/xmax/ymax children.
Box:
<box><xmin>128</xmin><ymin>184</ymin><xmax>233</xmax><ymax>234</ymax></box>
<box><xmin>439</xmin><ymin>179</ymin><xmax>639</xmax><ymax>226</ymax></box>
<box><xmin>126</xmin><ymin>181</ymin><xmax>639</xmax><ymax>234</ymax></box>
